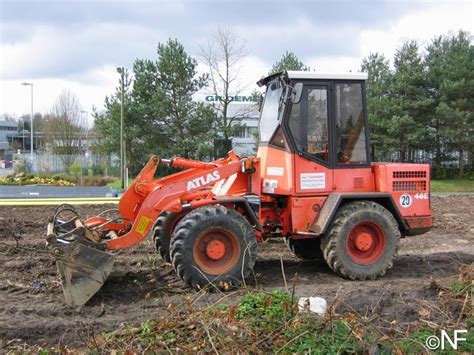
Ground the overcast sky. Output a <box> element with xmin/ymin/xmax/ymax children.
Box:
<box><xmin>0</xmin><ymin>0</ymin><xmax>472</xmax><ymax>124</ymax></box>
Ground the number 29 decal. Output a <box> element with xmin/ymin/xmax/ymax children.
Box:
<box><xmin>399</xmin><ymin>194</ymin><xmax>412</xmax><ymax>208</ymax></box>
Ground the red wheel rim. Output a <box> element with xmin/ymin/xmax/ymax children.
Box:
<box><xmin>193</xmin><ymin>228</ymin><xmax>241</xmax><ymax>275</ymax></box>
<box><xmin>346</xmin><ymin>222</ymin><xmax>386</xmax><ymax>265</ymax></box>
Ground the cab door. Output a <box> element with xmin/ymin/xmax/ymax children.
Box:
<box><xmin>331</xmin><ymin>81</ymin><xmax>374</xmax><ymax>192</ymax></box>
<box><xmin>285</xmin><ymin>83</ymin><xmax>334</xmax><ymax>195</ymax></box>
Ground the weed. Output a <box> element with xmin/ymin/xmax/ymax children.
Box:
<box><xmin>448</xmin><ymin>280</ymin><xmax>472</xmax><ymax>296</ymax></box>
<box><xmin>236</xmin><ymin>290</ymin><xmax>294</xmax><ymax>330</ymax></box>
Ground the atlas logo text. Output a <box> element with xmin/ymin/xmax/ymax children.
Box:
<box><xmin>187</xmin><ymin>171</ymin><xmax>220</xmax><ymax>190</ymax></box>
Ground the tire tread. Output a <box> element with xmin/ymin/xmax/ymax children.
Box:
<box><xmin>320</xmin><ymin>201</ymin><xmax>400</xmax><ymax>280</ymax></box>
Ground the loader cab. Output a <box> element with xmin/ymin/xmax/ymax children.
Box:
<box><xmin>257</xmin><ymin>71</ymin><xmax>373</xmax><ymax>195</ymax></box>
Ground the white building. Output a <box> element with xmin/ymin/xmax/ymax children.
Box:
<box><xmin>0</xmin><ymin>120</ymin><xmax>17</xmax><ymax>159</ymax></box>
<box><xmin>228</xmin><ymin>104</ymin><xmax>259</xmax><ymax>157</ymax></box>
<box><xmin>204</xmin><ymin>94</ymin><xmax>260</xmax><ymax>157</ymax></box>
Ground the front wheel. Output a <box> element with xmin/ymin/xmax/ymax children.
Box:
<box><xmin>152</xmin><ymin>212</ymin><xmax>181</xmax><ymax>262</ymax></box>
<box><xmin>169</xmin><ymin>205</ymin><xmax>257</xmax><ymax>290</ymax></box>
<box><xmin>320</xmin><ymin>201</ymin><xmax>400</xmax><ymax>280</ymax></box>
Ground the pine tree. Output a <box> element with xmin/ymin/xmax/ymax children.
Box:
<box><xmin>94</xmin><ymin>39</ymin><xmax>215</xmax><ymax>176</ymax></box>
<box><xmin>269</xmin><ymin>51</ymin><xmax>309</xmax><ymax>75</ymax></box>
<box><xmin>93</xmin><ymin>69</ymin><xmax>144</xmax><ymax>174</ymax></box>
<box><xmin>151</xmin><ymin>39</ymin><xmax>214</xmax><ymax>160</ymax></box>
<box><xmin>388</xmin><ymin>41</ymin><xmax>430</xmax><ymax>162</ymax></box>
<box><xmin>425</xmin><ymin>31</ymin><xmax>474</xmax><ymax>176</ymax></box>
<box><xmin>361</xmin><ymin>53</ymin><xmax>393</xmax><ymax>160</ymax></box>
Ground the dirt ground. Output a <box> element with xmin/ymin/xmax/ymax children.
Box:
<box><xmin>1</xmin><ymin>195</ymin><xmax>473</xmax><ymax>349</ymax></box>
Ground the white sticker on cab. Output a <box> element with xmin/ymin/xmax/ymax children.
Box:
<box><xmin>266</xmin><ymin>167</ymin><xmax>284</xmax><ymax>176</ymax></box>
<box><xmin>263</xmin><ymin>179</ymin><xmax>278</xmax><ymax>193</ymax></box>
<box><xmin>300</xmin><ymin>172</ymin><xmax>326</xmax><ymax>190</ymax></box>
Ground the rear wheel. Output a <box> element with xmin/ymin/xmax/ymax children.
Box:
<box><xmin>170</xmin><ymin>205</ymin><xmax>257</xmax><ymax>290</ymax></box>
<box><xmin>320</xmin><ymin>201</ymin><xmax>400</xmax><ymax>280</ymax></box>
<box><xmin>152</xmin><ymin>212</ymin><xmax>180</xmax><ymax>263</ymax></box>
<box><xmin>285</xmin><ymin>238</ymin><xmax>323</xmax><ymax>260</ymax></box>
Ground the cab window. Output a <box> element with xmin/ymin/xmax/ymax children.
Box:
<box><xmin>288</xmin><ymin>86</ymin><xmax>329</xmax><ymax>163</ymax></box>
<box><xmin>334</xmin><ymin>83</ymin><xmax>368</xmax><ymax>164</ymax></box>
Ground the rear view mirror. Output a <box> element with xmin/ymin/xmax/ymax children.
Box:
<box><xmin>258</xmin><ymin>94</ymin><xmax>264</xmax><ymax>112</ymax></box>
<box><xmin>292</xmin><ymin>83</ymin><xmax>303</xmax><ymax>104</ymax></box>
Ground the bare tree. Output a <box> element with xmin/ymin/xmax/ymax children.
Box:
<box><xmin>199</xmin><ymin>26</ymin><xmax>249</xmax><ymax>156</ymax></box>
<box><xmin>1</xmin><ymin>113</ymin><xmax>16</xmax><ymax>121</ymax></box>
<box><xmin>46</xmin><ymin>89</ymin><xmax>86</xmax><ymax>166</ymax></box>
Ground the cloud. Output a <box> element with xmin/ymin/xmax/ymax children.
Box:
<box><xmin>235</xmin><ymin>17</ymin><xmax>363</xmax><ymax>64</ymax></box>
<box><xmin>306</xmin><ymin>56</ymin><xmax>362</xmax><ymax>73</ymax></box>
<box><xmin>359</xmin><ymin>1</ymin><xmax>473</xmax><ymax>62</ymax></box>
<box><xmin>1</xmin><ymin>0</ymin><xmax>419</xmax><ymax>29</ymax></box>
<box><xmin>0</xmin><ymin>0</ymin><xmax>445</xmax><ymax>80</ymax></box>
<box><xmin>0</xmin><ymin>23</ymin><xmax>162</xmax><ymax>80</ymax></box>
<box><xmin>0</xmin><ymin>0</ymin><xmax>472</xmax><ymax>116</ymax></box>
<box><xmin>0</xmin><ymin>65</ymin><xmax>119</xmax><ymax>121</ymax></box>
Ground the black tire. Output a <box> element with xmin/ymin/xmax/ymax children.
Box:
<box><xmin>152</xmin><ymin>212</ymin><xmax>180</xmax><ymax>263</ymax></box>
<box><xmin>285</xmin><ymin>237</ymin><xmax>323</xmax><ymax>260</ymax></box>
<box><xmin>170</xmin><ymin>205</ymin><xmax>257</xmax><ymax>290</ymax></box>
<box><xmin>320</xmin><ymin>201</ymin><xmax>400</xmax><ymax>280</ymax></box>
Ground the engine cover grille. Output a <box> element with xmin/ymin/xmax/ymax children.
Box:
<box><xmin>393</xmin><ymin>180</ymin><xmax>427</xmax><ymax>191</ymax></box>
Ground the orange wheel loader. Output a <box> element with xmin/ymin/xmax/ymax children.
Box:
<box><xmin>46</xmin><ymin>71</ymin><xmax>433</xmax><ymax>306</ymax></box>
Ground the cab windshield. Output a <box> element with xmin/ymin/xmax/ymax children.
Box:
<box><xmin>259</xmin><ymin>82</ymin><xmax>283</xmax><ymax>142</ymax></box>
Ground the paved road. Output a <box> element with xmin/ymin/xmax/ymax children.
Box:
<box><xmin>0</xmin><ymin>185</ymin><xmax>118</xmax><ymax>199</ymax></box>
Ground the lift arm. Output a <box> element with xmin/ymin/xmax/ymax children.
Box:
<box><xmin>107</xmin><ymin>153</ymin><xmax>256</xmax><ymax>249</ymax></box>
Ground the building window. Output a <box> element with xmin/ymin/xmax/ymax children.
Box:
<box><xmin>235</xmin><ymin>126</ymin><xmax>257</xmax><ymax>138</ymax></box>
<box><xmin>0</xmin><ymin>126</ymin><xmax>17</xmax><ymax>131</ymax></box>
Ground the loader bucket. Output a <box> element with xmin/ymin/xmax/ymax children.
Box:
<box><xmin>49</xmin><ymin>237</ymin><xmax>114</xmax><ymax>307</ymax></box>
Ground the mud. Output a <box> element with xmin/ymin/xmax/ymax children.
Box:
<box><xmin>1</xmin><ymin>195</ymin><xmax>473</xmax><ymax>349</ymax></box>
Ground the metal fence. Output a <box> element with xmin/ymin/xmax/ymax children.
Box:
<box><xmin>16</xmin><ymin>153</ymin><xmax>120</xmax><ymax>176</ymax></box>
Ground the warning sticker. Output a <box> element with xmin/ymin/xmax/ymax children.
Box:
<box><xmin>263</xmin><ymin>179</ymin><xmax>278</xmax><ymax>193</ymax></box>
<box><xmin>300</xmin><ymin>172</ymin><xmax>326</xmax><ymax>190</ymax></box>
<box><xmin>135</xmin><ymin>216</ymin><xmax>151</xmax><ymax>235</ymax></box>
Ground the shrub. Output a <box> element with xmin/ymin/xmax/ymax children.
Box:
<box><xmin>83</xmin><ymin>176</ymin><xmax>116</xmax><ymax>186</ymax></box>
<box><xmin>91</xmin><ymin>164</ymin><xmax>105</xmax><ymax>176</ymax></box>
<box><xmin>0</xmin><ymin>175</ymin><xmax>74</xmax><ymax>186</ymax></box>
<box><xmin>69</xmin><ymin>161</ymin><xmax>81</xmax><ymax>178</ymax></box>
<box><xmin>13</xmin><ymin>159</ymin><xmax>29</xmax><ymax>175</ymax></box>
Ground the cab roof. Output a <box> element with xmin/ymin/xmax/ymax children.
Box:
<box><xmin>257</xmin><ymin>71</ymin><xmax>368</xmax><ymax>87</ymax></box>
<box><xmin>287</xmin><ymin>71</ymin><xmax>368</xmax><ymax>80</ymax></box>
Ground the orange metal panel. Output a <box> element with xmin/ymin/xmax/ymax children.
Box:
<box><xmin>373</xmin><ymin>163</ymin><xmax>431</xmax><ymax>218</ymax></box>
<box><xmin>289</xmin><ymin>196</ymin><xmax>327</xmax><ymax>233</ymax></box>
<box><xmin>256</xmin><ymin>146</ymin><xmax>294</xmax><ymax>195</ymax></box>
<box><xmin>332</xmin><ymin>168</ymin><xmax>374</xmax><ymax>192</ymax></box>
<box><xmin>293</xmin><ymin>155</ymin><xmax>333</xmax><ymax>195</ymax></box>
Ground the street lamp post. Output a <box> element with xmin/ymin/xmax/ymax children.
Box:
<box><xmin>22</xmin><ymin>118</ymin><xmax>25</xmax><ymax>151</ymax></box>
<box><xmin>21</xmin><ymin>82</ymin><xmax>34</xmax><ymax>158</ymax></box>
<box><xmin>116</xmin><ymin>67</ymin><xmax>125</xmax><ymax>190</ymax></box>
<box><xmin>80</xmin><ymin>110</ymin><xmax>89</xmax><ymax>152</ymax></box>
<box><xmin>80</xmin><ymin>110</ymin><xmax>89</xmax><ymax>187</ymax></box>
